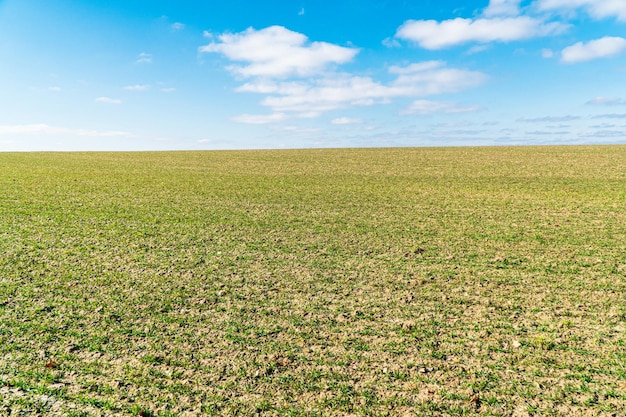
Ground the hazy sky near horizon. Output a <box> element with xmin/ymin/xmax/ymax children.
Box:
<box><xmin>1</xmin><ymin>0</ymin><xmax>626</xmax><ymax>151</ymax></box>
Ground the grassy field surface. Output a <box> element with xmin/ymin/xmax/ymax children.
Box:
<box><xmin>1</xmin><ymin>146</ymin><xmax>625</xmax><ymax>416</ymax></box>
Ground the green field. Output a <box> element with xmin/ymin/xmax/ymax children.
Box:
<box><xmin>1</xmin><ymin>146</ymin><xmax>625</xmax><ymax>416</ymax></box>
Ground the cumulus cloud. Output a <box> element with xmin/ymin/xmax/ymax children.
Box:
<box><xmin>171</xmin><ymin>22</ymin><xmax>185</xmax><ymax>31</ymax></box>
<box><xmin>200</xmin><ymin>26</ymin><xmax>359</xmax><ymax>78</ymax></box>
<box><xmin>561</xmin><ymin>37</ymin><xmax>626</xmax><ymax>63</ymax></box>
<box><xmin>586</xmin><ymin>97</ymin><xmax>626</xmax><ymax>106</ymax></box>
<box><xmin>536</xmin><ymin>0</ymin><xmax>626</xmax><ymax>22</ymax></box>
<box><xmin>331</xmin><ymin>117</ymin><xmax>363</xmax><ymax>125</ymax></box>
<box><xmin>203</xmin><ymin>27</ymin><xmax>487</xmax><ymax>121</ymax></box>
<box><xmin>395</xmin><ymin>16</ymin><xmax>566</xmax><ymax>49</ymax></box>
<box><xmin>231</xmin><ymin>113</ymin><xmax>288</xmax><ymax>124</ymax></box>
<box><xmin>401</xmin><ymin>100</ymin><xmax>482</xmax><ymax>115</ymax></box>
<box><xmin>256</xmin><ymin>76</ymin><xmax>388</xmax><ymax>114</ymax></box>
<box><xmin>252</xmin><ymin>62</ymin><xmax>487</xmax><ymax>114</ymax></box>
<box><xmin>95</xmin><ymin>97</ymin><xmax>122</xmax><ymax>104</ymax></box>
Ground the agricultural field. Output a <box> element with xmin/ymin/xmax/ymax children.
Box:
<box><xmin>0</xmin><ymin>146</ymin><xmax>625</xmax><ymax>416</ymax></box>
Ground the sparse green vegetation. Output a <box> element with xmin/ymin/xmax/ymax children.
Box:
<box><xmin>1</xmin><ymin>146</ymin><xmax>625</xmax><ymax>416</ymax></box>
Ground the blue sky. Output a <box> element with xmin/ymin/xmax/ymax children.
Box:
<box><xmin>1</xmin><ymin>0</ymin><xmax>626</xmax><ymax>151</ymax></box>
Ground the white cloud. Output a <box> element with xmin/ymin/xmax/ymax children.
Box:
<box><xmin>203</xmin><ymin>27</ymin><xmax>486</xmax><ymax>120</ymax></box>
<box><xmin>382</xmin><ymin>37</ymin><xmax>401</xmax><ymax>48</ymax></box>
<box><xmin>124</xmin><ymin>84</ymin><xmax>150</xmax><ymax>91</ymax></box>
<box><xmin>136</xmin><ymin>52</ymin><xmax>152</xmax><ymax>64</ymax></box>
<box><xmin>48</xmin><ymin>86</ymin><xmax>61</xmax><ymax>92</ymax></box>
<box><xmin>254</xmin><ymin>63</ymin><xmax>486</xmax><ymax>114</ymax></box>
<box><xmin>586</xmin><ymin>97</ymin><xmax>625</xmax><ymax>106</ymax></box>
<box><xmin>256</xmin><ymin>76</ymin><xmax>386</xmax><ymax>113</ymax></box>
<box><xmin>296</xmin><ymin>112</ymin><xmax>321</xmax><ymax>119</ymax></box>
<box><xmin>536</xmin><ymin>0</ymin><xmax>626</xmax><ymax>22</ymax></box>
<box><xmin>331</xmin><ymin>117</ymin><xmax>363</xmax><ymax>125</ymax></box>
<box><xmin>591</xmin><ymin>123</ymin><xmax>618</xmax><ymax>128</ymax></box>
<box><xmin>435</xmin><ymin>121</ymin><xmax>475</xmax><ymax>128</ymax></box>
<box><xmin>199</xmin><ymin>26</ymin><xmax>359</xmax><ymax>78</ymax></box>
<box><xmin>395</xmin><ymin>16</ymin><xmax>566</xmax><ymax>49</ymax></box>
<box><xmin>541</xmin><ymin>48</ymin><xmax>554</xmax><ymax>58</ymax></box>
<box><xmin>466</xmin><ymin>44</ymin><xmax>491</xmax><ymax>54</ymax></box>
<box><xmin>561</xmin><ymin>37</ymin><xmax>626</xmax><ymax>63</ymax></box>
<box><xmin>231</xmin><ymin>113</ymin><xmax>288</xmax><ymax>124</ymax></box>
<box><xmin>526</xmin><ymin>130</ymin><xmax>570</xmax><ymax>135</ymax></box>
<box><xmin>591</xmin><ymin>113</ymin><xmax>626</xmax><ymax>119</ymax></box>
<box><xmin>298</xmin><ymin>8</ymin><xmax>305</xmax><ymax>16</ymax></box>
<box><xmin>389</xmin><ymin>61</ymin><xmax>488</xmax><ymax>95</ymax></box>
<box><xmin>580</xmin><ymin>129</ymin><xmax>626</xmax><ymax>138</ymax></box>
<box><xmin>171</xmin><ymin>22</ymin><xmax>185</xmax><ymax>31</ymax></box>
<box><xmin>401</xmin><ymin>100</ymin><xmax>482</xmax><ymax>115</ymax></box>
<box><xmin>0</xmin><ymin>124</ymin><xmax>134</xmax><ymax>138</ymax></box>
<box><xmin>270</xmin><ymin>125</ymin><xmax>320</xmax><ymax>134</ymax></box>
<box><xmin>518</xmin><ymin>115</ymin><xmax>580</xmax><ymax>122</ymax></box>
<box><xmin>483</xmin><ymin>0</ymin><xmax>523</xmax><ymax>17</ymax></box>
<box><xmin>95</xmin><ymin>97</ymin><xmax>122</xmax><ymax>104</ymax></box>
<box><xmin>387</xmin><ymin>61</ymin><xmax>444</xmax><ymax>74</ymax></box>
<box><xmin>160</xmin><ymin>87</ymin><xmax>176</xmax><ymax>93</ymax></box>
<box><xmin>235</xmin><ymin>80</ymin><xmax>292</xmax><ymax>94</ymax></box>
